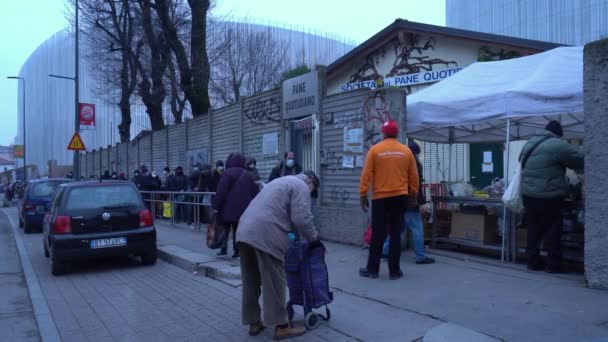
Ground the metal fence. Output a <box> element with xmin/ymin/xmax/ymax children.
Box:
<box><xmin>139</xmin><ymin>190</ymin><xmax>216</xmax><ymax>231</ymax></box>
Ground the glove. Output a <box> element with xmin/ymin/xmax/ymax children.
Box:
<box><xmin>360</xmin><ymin>195</ymin><xmax>369</xmax><ymax>212</ymax></box>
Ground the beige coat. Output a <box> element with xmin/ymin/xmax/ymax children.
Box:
<box><xmin>236</xmin><ymin>174</ymin><xmax>318</xmax><ymax>261</ymax></box>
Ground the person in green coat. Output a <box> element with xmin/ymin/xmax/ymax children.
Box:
<box><xmin>520</xmin><ymin>121</ymin><xmax>584</xmax><ymax>273</ymax></box>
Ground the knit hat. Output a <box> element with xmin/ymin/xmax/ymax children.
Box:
<box><xmin>408</xmin><ymin>141</ymin><xmax>421</xmax><ymax>155</ymax></box>
<box><xmin>545</xmin><ymin>120</ymin><xmax>563</xmax><ymax>137</ymax></box>
<box><xmin>381</xmin><ymin>120</ymin><xmax>399</xmax><ymax>137</ymax></box>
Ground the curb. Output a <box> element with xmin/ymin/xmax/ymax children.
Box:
<box><xmin>157</xmin><ymin>244</ymin><xmax>242</xmax><ymax>286</ymax></box>
<box><xmin>2</xmin><ymin>208</ymin><xmax>62</xmax><ymax>342</ymax></box>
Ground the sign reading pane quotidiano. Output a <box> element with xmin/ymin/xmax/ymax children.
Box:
<box><xmin>282</xmin><ymin>71</ymin><xmax>320</xmax><ymax>119</ymax></box>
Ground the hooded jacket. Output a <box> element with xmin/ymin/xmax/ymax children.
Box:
<box><xmin>520</xmin><ymin>130</ymin><xmax>584</xmax><ymax>199</ymax></box>
<box><xmin>212</xmin><ymin>153</ymin><xmax>259</xmax><ymax>224</ymax></box>
<box><xmin>246</xmin><ymin>157</ymin><xmax>261</xmax><ymax>181</ymax></box>
<box><xmin>236</xmin><ymin>174</ymin><xmax>318</xmax><ymax>261</ymax></box>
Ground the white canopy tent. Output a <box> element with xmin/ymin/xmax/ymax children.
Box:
<box><xmin>405</xmin><ymin>46</ymin><xmax>584</xmax><ymax>262</ymax></box>
<box><xmin>406</xmin><ymin>46</ymin><xmax>584</xmax><ymax>143</ymax></box>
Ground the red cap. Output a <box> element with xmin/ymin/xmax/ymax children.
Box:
<box><xmin>381</xmin><ymin>120</ymin><xmax>399</xmax><ymax>136</ymax></box>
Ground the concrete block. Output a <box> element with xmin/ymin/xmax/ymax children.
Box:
<box><xmin>157</xmin><ymin>245</ymin><xmax>216</xmax><ymax>272</ymax></box>
<box><xmin>584</xmin><ymin>38</ymin><xmax>608</xmax><ymax>290</ymax></box>
<box><xmin>314</xmin><ymin>205</ymin><xmax>368</xmax><ymax>245</ymax></box>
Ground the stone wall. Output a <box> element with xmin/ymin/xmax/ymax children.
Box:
<box><xmin>583</xmin><ymin>38</ymin><xmax>608</xmax><ymax>290</ymax></box>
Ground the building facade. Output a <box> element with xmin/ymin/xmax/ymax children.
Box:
<box><xmin>325</xmin><ymin>19</ymin><xmax>559</xmax><ymax>187</ymax></box>
<box><xmin>446</xmin><ymin>0</ymin><xmax>608</xmax><ymax>46</ymax></box>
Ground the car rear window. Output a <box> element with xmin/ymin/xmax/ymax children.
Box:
<box><xmin>65</xmin><ymin>185</ymin><xmax>142</xmax><ymax>211</ymax></box>
<box><xmin>30</xmin><ymin>181</ymin><xmax>66</xmax><ymax>198</ymax></box>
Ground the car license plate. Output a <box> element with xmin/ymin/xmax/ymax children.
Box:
<box><xmin>90</xmin><ymin>237</ymin><xmax>127</xmax><ymax>249</ymax></box>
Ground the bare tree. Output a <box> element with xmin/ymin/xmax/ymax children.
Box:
<box><xmin>74</xmin><ymin>0</ymin><xmax>140</xmax><ymax>143</ymax></box>
<box><xmin>151</xmin><ymin>0</ymin><xmax>212</xmax><ymax>117</ymax></box>
<box><xmin>210</xmin><ymin>22</ymin><xmax>289</xmax><ymax>105</ymax></box>
<box><xmin>133</xmin><ymin>0</ymin><xmax>168</xmax><ymax>130</ymax></box>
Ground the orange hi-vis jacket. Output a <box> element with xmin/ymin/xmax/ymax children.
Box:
<box><xmin>359</xmin><ymin>138</ymin><xmax>420</xmax><ymax>200</ymax></box>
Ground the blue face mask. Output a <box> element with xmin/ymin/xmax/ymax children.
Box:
<box><xmin>286</xmin><ymin>159</ymin><xmax>295</xmax><ymax>168</ymax></box>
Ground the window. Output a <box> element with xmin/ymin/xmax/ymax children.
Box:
<box><xmin>65</xmin><ymin>185</ymin><xmax>142</xmax><ymax>211</ymax></box>
<box><xmin>29</xmin><ymin>181</ymin><xmax>67</xmax><ymax>199</ymax></box>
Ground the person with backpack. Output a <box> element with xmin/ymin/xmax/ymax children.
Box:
<box><xmin>213</xmin><ymin>153</ymin><xmax>259</xmax><ymax>258</ymax></box>
<box><xmin>520</xmin><ymin>121</ymin><xmax>584</xmax><ymax>273</ymax></box>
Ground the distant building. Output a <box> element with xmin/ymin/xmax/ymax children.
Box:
<box><xmin>16</xmin><ymin>21</ymin><xmax>355</xmax><ymax>172</ymax></box>
<box><xmin>446</xmin><ymin>0</ymin><xmax>608</xmax><ymax>46</ymax></box>
<box><xmin>0</xmin><ymin>146</ymin><xmax>15</xmax><ymax>167</ymax></box>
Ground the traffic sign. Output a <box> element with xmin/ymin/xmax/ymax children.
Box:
<box><xmin>67</xmin><ymin>132</ymin><xmax>86</xmax><ymax>151</ymax></box>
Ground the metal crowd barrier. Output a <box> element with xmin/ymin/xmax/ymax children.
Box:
<box><xmin>139</xmin><ymin>190</ymin><xmax>216</xmax><ymax>231</ymax></box>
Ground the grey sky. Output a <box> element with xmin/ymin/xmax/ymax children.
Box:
<box><xmin>0</xmin><ymin>0</ymin><xmax>445</xmax><ymax>147</ymax></box>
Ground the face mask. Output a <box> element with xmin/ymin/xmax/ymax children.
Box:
<box><xmin>217</xmin><ymin>167</ymin><xmax>224</xmax><ymax>172</ymax></box>
<box><xmin>163</xmin><ymin>171</ymin><xmax>168</xmax><ymax>176</ymax></box>
<box><xmin>248</xmin><ymin>164</ymin><xmax>255</xmax><ymax>170</ymax></box>
<box><xmin>286</xmin><ymin>159</ymin><xmax>295</xmax><ymax>168</ymax></box>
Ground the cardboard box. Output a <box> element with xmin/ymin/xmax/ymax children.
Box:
<box><xmin>450</xmin><ymin>212</ymin><xmax>498</xmax><ymax>244</ymax></box>
<box><xmin>517</xmin><ymin>228</ymin><xmax>527</xmax><ymax>248</ymax></box>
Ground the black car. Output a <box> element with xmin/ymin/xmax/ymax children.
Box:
<box><xmin>43</xmin><ymin>181</ymin><xmax>157</xmax><ymax>275</ymax></box>
<box><xmin>19</xmin><ymin>178</ymin><xmax>71</xmax><ymax>233</ymax></box>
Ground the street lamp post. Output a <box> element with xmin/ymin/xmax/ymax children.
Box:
<box><xmin>49</xmin><ymin>0</ymin><xmax>80</xmax><ymax>179</ymax></box>
<box><xmin>6</xmin><ymin>76</ymin><xmax>26</xmax><ymax>181</ymax></box>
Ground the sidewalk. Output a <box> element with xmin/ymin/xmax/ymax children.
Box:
<box><xmin>155</xmin><ymin>219</ymin><xmax>608</xmax><ymax>342</ymax></box>
<box><xmin>0</xmin><ymin>209</ymin><xmax>42</xmax><ymax>342</ymax></box>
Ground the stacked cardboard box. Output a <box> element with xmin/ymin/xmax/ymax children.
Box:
<box><xmin>450</xmin><ymin>212</ymin><xmax>498</xmax><ymax>244</ymax></box>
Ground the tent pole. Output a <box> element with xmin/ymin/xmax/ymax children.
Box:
<box><xmin>502</xmin><ymin>119</ymin><xmax>512</xmax><ymax>262</ymax></box>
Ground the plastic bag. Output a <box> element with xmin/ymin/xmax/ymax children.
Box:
<box><xmin>451</xmin><ymin>183</ymin><xmax>474</xmax><ymax>197</ymax></box>
<box><xmin>362</xmin><ymin>226</ymin><xmax>372</xmax><ymax>246</ymax></box>
<box><xmin>502</xmin><ymin>165</ymin><xmax>524</xmax><ymax>213</ymax></box>
<box><xmin>162</xmin><ymin>202</ymin><xmax>172</xmax><ymax>218</ymax></box>
<box><xmin>206</xmin><ymin>214</ymin><xmax>226</xmax><ymax>249</ymax></box>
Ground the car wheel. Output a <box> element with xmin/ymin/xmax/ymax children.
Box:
<box><xmin>50</xmin><ymin>257</ymin><xmax>67</xmax><ymax>276</ymax></box>
<box><xmin>43</xmin><ymin>241</ymin><xmax>50</xmax><ymax>258</ymax></box>
<box><xmin>141</xmin><ymin>251</ymin><xmax>157</xmax><ymax>266</ymax></box>
<box><xmin>23</xmin><ymin>222</ymin><xmax>33</xmax><ymax>234</ymax></box>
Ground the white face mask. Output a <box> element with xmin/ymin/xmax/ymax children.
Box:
<box><xmin>217</xmin><ymin>166</ymin><xmax>224</xmax><ymax>172</ymax></box>
<box><xmin>163</xmin><ymin>171</ymin><xmax>168</xmax><ymax>176</ymax></box>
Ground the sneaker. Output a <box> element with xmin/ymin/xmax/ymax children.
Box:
<box><xmin>389</xmin><ymin>270</ymin><xmax>404</xmax><ymax>280</ymax></box>
<box><xmin>248</xmin><ymin>322</ymin><xmax>265</xmax><ymax>337</ymax></box>
<box><xmin>273</xmin><ymin>324</ymin><xmax>306</xmax><ymax>340</ymax></box>
<box><xmin>359</xmin><ymin>267</ymin><xmax>379</xmax><ymax>279</ymax></box>
<box><xmin>416</xmin><ymin>257</ymin><xmax>435</xmax><ymax>265</ymax></box>
<box><xmin>217</xmin><ymin>248</ymin><xmax>227</xmax><ymax>256</ymax></box>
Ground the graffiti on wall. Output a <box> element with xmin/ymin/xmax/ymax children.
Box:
<box><xmin>348</xmin><ymin>34</ymin><xmax>459</xmax><ymax>94</ymax></box>
<box><xmin>362</xmin><ymin>92</ymin><xmax>392</xmax><ymax>148</ymax></box>
<box><xmin>478</xmin><ymin>46</ymin><xmax>521</xmax><ymax>62</ymax></box>
<box><xmin>322</xmin><ymin>150</ymin><xmax>344</xmax><ymax>173</ymax></box>
<box><xmin>244</xmin><ymin>98</ymin><xmax>280</xmax><ymax>125</ymax></box>
<box><xmin>328</xmin><ymin>185</ymin><xmax>350</xmax><ymax>206</ymax></box>
<box><xmin>387</xmin><ymin>35</ymin><xmax>457</xmax><ymax>77</ymax></box>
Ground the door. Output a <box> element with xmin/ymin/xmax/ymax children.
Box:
<box><xmin>469</xmin><ymin>143</ymin><xmax>503</xmax><ymax>189</ymax></box>
<box><xmin>291</xmin><ymin>116</ymin><xmax>317</xmax><ymax>172</ymax></box>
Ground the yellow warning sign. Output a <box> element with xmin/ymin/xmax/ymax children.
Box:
<box><xmin>67</xmin><ymin>132</ymin><xmax>86</xmax><ymax>151</ymax></box>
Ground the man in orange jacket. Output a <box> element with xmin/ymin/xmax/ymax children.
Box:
<box><xmin>359</xmin><ymin>120</ymin><xmax>419</xmax><ymax>280</ymax></box>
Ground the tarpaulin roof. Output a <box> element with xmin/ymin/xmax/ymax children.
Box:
<box><xmin>406</xmin><ymin>46</ymin><xmax>584</xmax><ymax>143</ymax></box>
